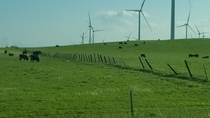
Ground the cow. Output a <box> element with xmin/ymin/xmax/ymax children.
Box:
<box><xmin>134</xmin><ymin>44</ymin><xmax>138</xmax><ymax>46</ymax></box>
<box><xmin>119</xmin><ymin>42</ymin><xmax>123</xmax><ymax>44</ymax></box>
<box><xmin>33</xmin><ymin>51</ymin><xmax>41</xmax><ymax>55</ymax></box>
<box><xmin>118</xmin><ymin>46</ymin><xmax>122</xmax><ymax>49</ymax></box>
<box><xmin>19</xmin><ymin>54</ymin><xmax>29</xmax><ymax>61</ymax></box>
<box><xmin>124</xmin><ymin>42</ymin><xmax>127</xmax><ymax>44</ymax></box>
<box><xmin>8</xmin><ymin>53</ymin><xmax>14</xmax><ymax>56</ymax></box>
<box><xmin>104</xmin><ymin>43</ymin><xmax>106</xmax><ymax>45</ymax></box>
<box><xmin>4</xmin><ymin>50</ymin><xmax>7</xmax><ymax>54</ymax></box>
<box><xmin>189</xmin><ymin>54</ymin><xmax>199</xmax><ymax>58</ymax></box>
<box><xmin>56</xmin><ymin>45</ymin><xmax>60</xmax><ymax>47</ymax></box>
<box><xmin>29</xmin><ymin>54</ymin><xmax>40</xmax><ymax>62</ymax></box>
<box><xmin>202</xmin><ymin>56</ymin><xmax>209</xmax><ymax>59</ymax></box>
<box><xmin>22</xmin><ymin>48</ymin><xmax>27</xmax><ymax>55</ymax></box>
<box><xmin>140</xmin><ymin>54</ymin><xmax>146</xmax><ymax>58</ymax></box>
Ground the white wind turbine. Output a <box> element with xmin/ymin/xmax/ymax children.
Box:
<box><xmin>125</xmin><ymin>0</ymin><xmax>152</xmax><ymax>41</ymax></box>
<box><xmin>177</xmin><ymin>10</ymin><xmax>196</xmax><ymax>39</ymax></box>
<box><xmin>91</xmin><ymin>27</ymin><xmax>103</xmax><ymax>44</ymax></box>
<box><xmin>170</xmin><ymin>0</ymin><xmax>192</xmax><ymax>40</ymax></box>
<box><xmin>195</xmin><ymin>24</ymin><xmax>202</xmax><ymax>38</ymax></box>
<box><xmin>80</xmin><ymin>32</ymin><xmax>86</xmax><ymax>44</ymax></box>
<box><xmin>124</xmin><ymin>32</ymin><xmax>132</xmax><ymax>41</ymax></box>
<box><xmin>201</xmin><ymin>30</ymin><xmax>208</xmax><ymax>38</ymax></box>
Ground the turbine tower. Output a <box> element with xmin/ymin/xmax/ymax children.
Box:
<box><xmin>87</xmin><ymin>12</ymin><xmax>92</xmax><ymax>44</ymax></box>
<box><xmin>170</xmin><ymin>0</ymin><xmax>175</xmax><ymax>40</ymax></box>
<box><xmin>177</xmin><ymin>10</ymin><xmax>195</xmax><ymax>39</ymax></box>
<box><xmin>125</xmin><ymin>0</ymin><xmax>152</xmax><ymax>41</ymax></box>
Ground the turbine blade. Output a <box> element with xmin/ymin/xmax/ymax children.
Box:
<box><xmin>188</xmin><ymin>0</ymin><xmax>191</xmax><ymax>7</ymax></box>
<box><xmin>141</xmin><ymin>12</ymin><xmax>152</xmax><ymax>31</ymax></box>
<box><xmin>129</xmin><ymin>32</ymin><xmax>132</xmax><ymax>37</ymax></box>
<box><xmin>194</xmin><ymin>24</ymin><xmax>200</xmax><ymax>33</ymax></box>
<box><xmin>125</xmin><ymin>10</ymin><xmax>140</xmax><ymax>12</ymax></box>
<box><xmin>187</xmin><ymin>10</ymin><xmax>191</xmax><ymax>24</ymax></box>
<box><xmin>188</xmin><ymin>25</ymin><xmax>196</xmax><ymax>35</ymax></box>
<box><xmin>88</xmin><ymin>12</ymin><xmax>92</xmax><ymax>26</ymax></box>
<box><xmin>177</xmin><ymin>24</ymin><xmax>186</xmax><ymax>28</ymax></box>
<box><xmin>140</xmin><ymin>0</ymin><xmax>146</xmax><ymax>10</ymax></box>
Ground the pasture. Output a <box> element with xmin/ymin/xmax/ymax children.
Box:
<box><xmin>1</xmin><ymin>39</ymin><xmax>210</xmax><ymax>118</ymax></box>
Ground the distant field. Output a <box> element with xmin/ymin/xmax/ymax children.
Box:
<box><xmin>1</xmin><ymin>39</ymin><xmax>210</xmax><ymax>118</ymax></box>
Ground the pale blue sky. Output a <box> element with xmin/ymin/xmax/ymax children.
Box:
<box><xmin>0</xmin><ymin>0</ymin><xmax>209</xmax><ymax>47</ymax></box>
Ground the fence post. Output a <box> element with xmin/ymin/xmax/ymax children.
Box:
<box><xmin>97</xmin><ymin>54</ymin><xmax>101</xmax><ymax>62</ymax></box>
<box><xmin>94</xmin><ymin>53</ymin><xmax>96</xmax><ymax>62</ymax></box>
<box><xmin>108</xmin><ymin>56</ymin><xmax>111</xmax><ymax>64</ymax></box>
<box><xmin>112</xmin><ymin>57</ymin><xmax>116</xmax><ymax>64</ymax></box>
<box><xmin>121</xmin><ymin>59</ymin><xmax>126</xmax><ymax>66</ymax></box>
<box><xmin>104</xmin><ymin>56</ymin><xmax>107</xmax><ymax>63</ymax></box>
<box><xmin>167</xmin><ymin>64</ymin><xmax>178</xmax><ymax>75</ymax></box>
<box><xmin>138</xmin><ymin>57</ymin><xmax>145</xmax><ymax>68</ymax></box>
<box><xmin>130</xmin><ymin>91</ymin><xmax>134</xmax><ymax>118</ymax></box>
<box><xmin>184</xmin><ymin>60</ymin><xmax>192</xmax><ymax>78</ymax></box>
<box><xmin>145</xmin><ymin>59</ymin><xmax>153</xmax><ymax>70</ymax></box>
<box><xmin>203</xmin><ymin>64</ymin><xmax>208</xmax><ymax>81</ymax></box>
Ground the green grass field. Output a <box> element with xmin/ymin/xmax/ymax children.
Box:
<box><xmin>1</xmin><ymin>39</ymin><xmax>210</xmax><ymax>118</ymax></box>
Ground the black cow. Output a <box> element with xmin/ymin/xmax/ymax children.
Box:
<box><xmin>118</xmin><ymin>46</ymin><xmax>122</xmax><ymax>49</ymax></box>
<box><xmin>189</xmin><ymin>54</ymin><xmax>199</xmax><ymax>58</ymax></box>
<box><xmin>8</xmin><ymin>53</ymin><xmax>14</xmax><ymax>56</ymax></box>
<box><xmin>202</xmin><ymin>56</ymin><xmax>209</xmax><ymax>59</ymax></box>
<box><xmin>119</xmin><ymin>42</ymin><xmax>123</xmax><ymax>44</ymax></box>
<box><xmin>4</xmin><ymin>50</ymin><xmax>7</xmax><ymax>54</ymax></box>
<box><xmin>33</xmin><ymin>51</ymin><xmax>41</xmax><ymax>55</ymax></box>
<box><xmin>56</xmin><ymin>45</ymin><xmax>60</xmax><ymax>47</ymax></box>
<box><xmin>134</xmin><ymin>44</ymin><xmax>138</xmax><ymax>46</ymax></box>
<box><xmin>140</xmin><ymin>54</ymin><xmax>146</xmax><ymax>58</ymax></box>
<box><xmin>29</xmin><ymin>54</ymin><xmax>40</xmax><ymax>62</ymax></box>
<box><xmin>19</xmin><ymin>54</ymin><xmax>29</xmax><ymax>61</ymax></box>
<box><xmin>124</xmin><ymin>42</ymin><xmax>127</xmax><ymax>44</ymax></box>
<box><xmin>22</xmin><ymin>49</ymin><xmax>27</xmax><ymax>55</ymax></box>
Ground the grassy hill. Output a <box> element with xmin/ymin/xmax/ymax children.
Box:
<box><xmin>1</xmin><ymin>39</ymin><xmax>210</xmax><ymax>118</ymax></box>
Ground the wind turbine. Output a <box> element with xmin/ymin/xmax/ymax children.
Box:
<box><xmin>125</xmin><ymin>0</ymin><xmax>152</xmax><ymax>41</ymax></box>
<box><xmin>171</xmin><ymin>0</ymin><xmax>192</xmax><ymax>40</ymax></box>
<box><xmin>87</xmin><ymin>12</ymin><xmax>93</xmax><ymax>44</ymax></box>
<box><xmin>91</xmin><ymin>28</ymin><xmax>103</xmax><ymax>43</ymax></box>
<box><xmin>177</xmin><ymin>10</ymin><xmax>196</xmax><ymax>39</ymax></box>
<box><xmin>201</xmin><ymin>30</ymin><xmax>208</xmax><ymax>38</ymax></box>
<box><xmin>80</xmin><ymin>32</ymin><xmax>86</xmax><ymax>44</ymax></box>
<box><xmin>124</xmin><ymin>32</ymin><xmax>132</xmax><ymax>41</ymax></box>
<box><xmin>195</xmin><ymin>24</ymin><xmax>202</xmax><ymax>38</ymax></box>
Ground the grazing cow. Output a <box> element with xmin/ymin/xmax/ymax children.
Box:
<box><xmin>189</xmin><ymin>54</ymin><xmax>199</xmax><ymax>58</ymax></box>
<box><xmin>124</xmin><ymin>42</ymin><xmax>127</xmax><ymax>44</ymax></box>
<box><xmin>202</xmin><ymin>56</ymin><xmax>209</xmax><ymax>59</ymax></box>
<box><xmin>140</xmin><ymin>54</ymin><xmax>146</xmax><ymax>58</ymax></box>
<box><xmin>22</xmin><ymin>49</ymin><xmax>27</xmax><ymax>55</ymax></box>
<box><xmin>33</xmin><ymin>51</ymin><xmax>41</xmax><ymax>55</ymax></box>
<box><xmin>134</xmin><ymin>44</ymin><xmax>138</xmax><ymax>46</ymax></box>
<box><xmin>118</xmin><ymin>46</ymin><xmax>122</xmax><ymax>49</ymax></box>
<box><xmin>104</xmin><ymin>43</ymin><xmax>106</xmax><ymax>45</ymax></box>
<box><xmin>143</xmin><ymin>42</ymin><xmax>146</xmax><ymax>44</ymax></box>
<box><xmin>56</xmin><ymin>45</ymin><xmax>60</xmax><ymax>47</ymax></box>
<box><xmin>29</xmin><ymin>54</ymin><xmax>40</xmax><ymax>62</ymax></box>
<box><xmin>119</xmin><ymin>42</ymin><xmax>123</xmax><ymax>44</ymax></box>
<box><xmin>19</xmin><ymin>54</ymin><xmax>29</xmax><ymax>61</ymax></box>
<box><xmin>8</xmin><ymin>53</ymin><xmax>14</xmax><ymax>56</ymax></box>
<box><xmin>4</xmin><ymin>50</ymin><xmax>7</xmax><ymax>54</ymax></box>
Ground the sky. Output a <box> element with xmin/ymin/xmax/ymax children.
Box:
<box><xmin>0</xmin><ymin>0</ymin><xmax>209</xmax><ymax>47</ymax></box>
